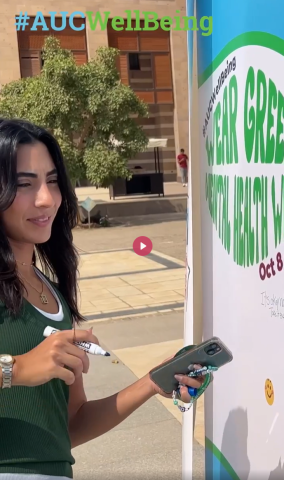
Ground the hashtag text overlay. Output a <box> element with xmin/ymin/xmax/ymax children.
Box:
<box><xmin>15</xmin><ymin>11</ymin><xmax>213</xmax><ymax>36</ymax></box>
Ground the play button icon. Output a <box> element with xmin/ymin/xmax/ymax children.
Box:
<box><xmin>133</xmin><ymin>236</ymin><xmax>153</xmax><ymax>256</ymax></box>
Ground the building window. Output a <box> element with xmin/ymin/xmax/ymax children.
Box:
<box><xmin>129</xmin><ymin>53</ymin><xmax>140</xmax><ymax>70</ymax></box>
<box><xmin>17</xmin><ymin>16</ymin><xmax>87</xmax><ymax>78</ymax></box>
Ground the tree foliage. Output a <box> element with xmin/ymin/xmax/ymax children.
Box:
<box><xmin>0</xmin><ymin>37</ymin><xmax>149</xmax><ymax>186</ymax></box>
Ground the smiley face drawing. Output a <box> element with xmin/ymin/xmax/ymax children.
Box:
<box><xmin>265</xmin><ymin>379</ymin><xmax>274</xmax><ymax>405</ymax></box>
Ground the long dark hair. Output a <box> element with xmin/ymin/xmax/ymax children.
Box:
<box><xmin>0</xmin><ymin>118</ymin><xmax>84</xmax><ymax>324</ymax></box>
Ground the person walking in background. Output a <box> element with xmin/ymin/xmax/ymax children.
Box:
<box><xmin>177</xmin><ymin>148</ymin><xmax>188</xmax><ymax>187</ymax></box>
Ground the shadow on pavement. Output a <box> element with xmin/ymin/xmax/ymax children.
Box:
<box><xmin>110</xmin><ymin>212</ymin><xmax>186</xmax><ymax>228</ymax></box>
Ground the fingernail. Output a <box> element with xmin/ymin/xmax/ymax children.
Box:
<box><xmin>175</xmin><ymin>375</ymin><xmax>183</xmax><ymax>380</ymax></box>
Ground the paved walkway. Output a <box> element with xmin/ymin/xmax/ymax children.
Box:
<box><xmin>78</xmin><ymin>248</ymin><xmax>185</xmax><ymax>321</ymax></box>
<box><xmin>72</xmin><ymin>218</ymin><xmax>205</xmax><ymax>478</ymax></box>
<box><xmin>73</xmin><ymin>312</ymin><xmax>205</xmax><ymax>480</ymax></box>
<box><xmin>74</xmin><ymin>211</ymin><xmax>187</xmax><ymax>262</ymax></box>
<box><xmin>75</xmin><ymin>241</ymin><xmax>205</xmax><ymax>449</ymax></box>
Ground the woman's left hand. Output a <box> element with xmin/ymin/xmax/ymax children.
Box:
<box><xmin>148</xmin><ymin>360</ymin><xmax>206</xmax><ymax>403</ymax></box>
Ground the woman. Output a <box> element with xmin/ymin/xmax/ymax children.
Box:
<box><xmin>0</xmin><ymin>118</ymin><xmax>204</xmax><ymax>479</ymax></box>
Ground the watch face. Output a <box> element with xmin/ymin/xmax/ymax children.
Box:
<box><xmin>0</xmin><ymin>355</ymin><xmax>13</xmax><ymax>364</ymax></box>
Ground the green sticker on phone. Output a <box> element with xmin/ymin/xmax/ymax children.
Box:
<box><xmin>174</xmin><ymin>344</ymin><xmax>196</xmax><ymax>357</ymax></box>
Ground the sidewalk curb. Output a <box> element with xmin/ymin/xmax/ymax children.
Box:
<box><xmin>84</xmin><ymin>306</ymin><xmax>184</xmax><ymax>325</ymax></box>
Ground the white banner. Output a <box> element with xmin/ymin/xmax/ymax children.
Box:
<box><xmin>186</xmin><ymin>1</ymin><xmax>284</xmax><ymax>478</ymax></box>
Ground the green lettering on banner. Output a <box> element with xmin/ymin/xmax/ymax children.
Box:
<box><xmin>275</xmin><ymin>90</ymin><xmax>284</xmax><ymax>164</ymax></box>
<box><xmin>265</xmin><ymin>79</ymin><xmax>277</xmax><ymax>164</ymax></box>
<box><xmin>223</xmin><ymin>175</ymin><xmax>231</xmax><ymax>252</ymax></box>
<box><xmin>229</xmin><ymin>75</ymin><xmax>238</xmax><ymax>164</ymax></box>
<box><xmin>206</xmin><ymin>136</ymin><xmax>213</xmax><ymax>166</ymax></box>
<box><xmin>261</xmin><ymin>176</ymin><xmax>268</xmax><ymax>261</ymax></box>
<box><xmin>205</xmin><ymin>74</ymin><xmax>238</xmax><ymax>166</ymax></box>
<box><xmin>244</xmin><ymin>67</ymin><xmax>255</xmax><ymax>163</ymax></box>
<box><xmin>214</xmin><ymin>102</ymin><xmax>222</xmax><ymax>165</ymax></box>
<box><xmin>203</xmin><ymin>61</ymin><xmax>283</xmax><ymax>268</ymax></box>
<box><xmin>253</xmin><ymin>177</ymin><xmax>261</xmax><ymax>264</ymax></box>
<box><xmin>244</xmin><ymin>177</ymin><xmax>255</xmax><ymax>266</ymax></box>
<box><xmin>271</xmin><ymin>176</ymin><xmax>284</xmax><ymax>247</ymax></box>
<box><xmin>234</xmin><ymin>176</ymin><xmax>244</xmax><ymax>266</ymax></box>
<box><xmin>244</xmin><ymin>66</ymin><xmax>284</xmax><ymax>165</ymax></box>
<box><xmin>233</xmin><ymin>176</ymin><xmax>268</xmax><ymax>266</ymax></box>
<box><xmin>222</xmin><ymin>86</ymin><xmax>230</xmax><ymax>165</ymax></box>
<box><xmin>255</xmin><ymin>70</ymin><xmax>267</xmax><ymax>164</ymax></box>
<box><xmin>205</xmin><ymin>174</ymin><xmax>230</xmax><ymax>253</ymax></box>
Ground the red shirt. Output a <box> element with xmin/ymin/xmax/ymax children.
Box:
<box><xmin>177</xmin><ymin>153</ymin><xmax>188</xmax><ymax>168</ymax></box>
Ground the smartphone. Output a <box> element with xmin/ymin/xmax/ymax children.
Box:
<box><xmin>149</xmin><ymin>337</ymin><xmax>233</xmax><ymax>394</ymax></box>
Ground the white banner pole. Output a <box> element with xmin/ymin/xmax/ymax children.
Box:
<box><xmin>182</xmin><ymin>1</ymin><xmax>195</xmax><ymax>479</ymax></box>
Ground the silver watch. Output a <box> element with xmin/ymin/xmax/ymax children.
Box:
<box><xmin>0</xmin><ymin>354</ymin><xmax>14</xmax><ymax>388</ymax></box>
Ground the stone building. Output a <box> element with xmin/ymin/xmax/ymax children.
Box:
<box><xmin>0</xmin><ymin>0</ymin><xmax>189</xmax><ymax>181</ymax></box>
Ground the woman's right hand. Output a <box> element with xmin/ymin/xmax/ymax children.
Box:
<box><xmin>12</xmin><ymin>328</ymin><xmax>99</xmax><ymax>387</ymax></box>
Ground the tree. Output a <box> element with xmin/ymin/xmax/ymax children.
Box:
<box><xmin>0</xmin><ymin>37</ymin><xmax>149</xmax><ymax>187</ymax></box>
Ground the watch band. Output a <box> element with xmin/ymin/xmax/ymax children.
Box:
<box><xmin>0</xmin><ymin>355</ymin><xmax>14</xmax><ymax>388</ymax></box>
<box><xmin>2</xmin><ymin>363</ymin><xmax>13</xmax><ymax>388</ymax></box>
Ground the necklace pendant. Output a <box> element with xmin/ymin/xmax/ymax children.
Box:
<box><xmin>40</xmin><ymin>294</ymin><xmax>48</xmax><ymax>304</ymax></box>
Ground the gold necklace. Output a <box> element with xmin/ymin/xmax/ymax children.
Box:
<box><xmin>19</xmin><ymin>272</ymin><xmax>49</xmax><ymax>305</ymax></box>
<box><xmin>16</xmin><ymin>260</ymin><xmax>34</xmax><ymax>267</ymax></box>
